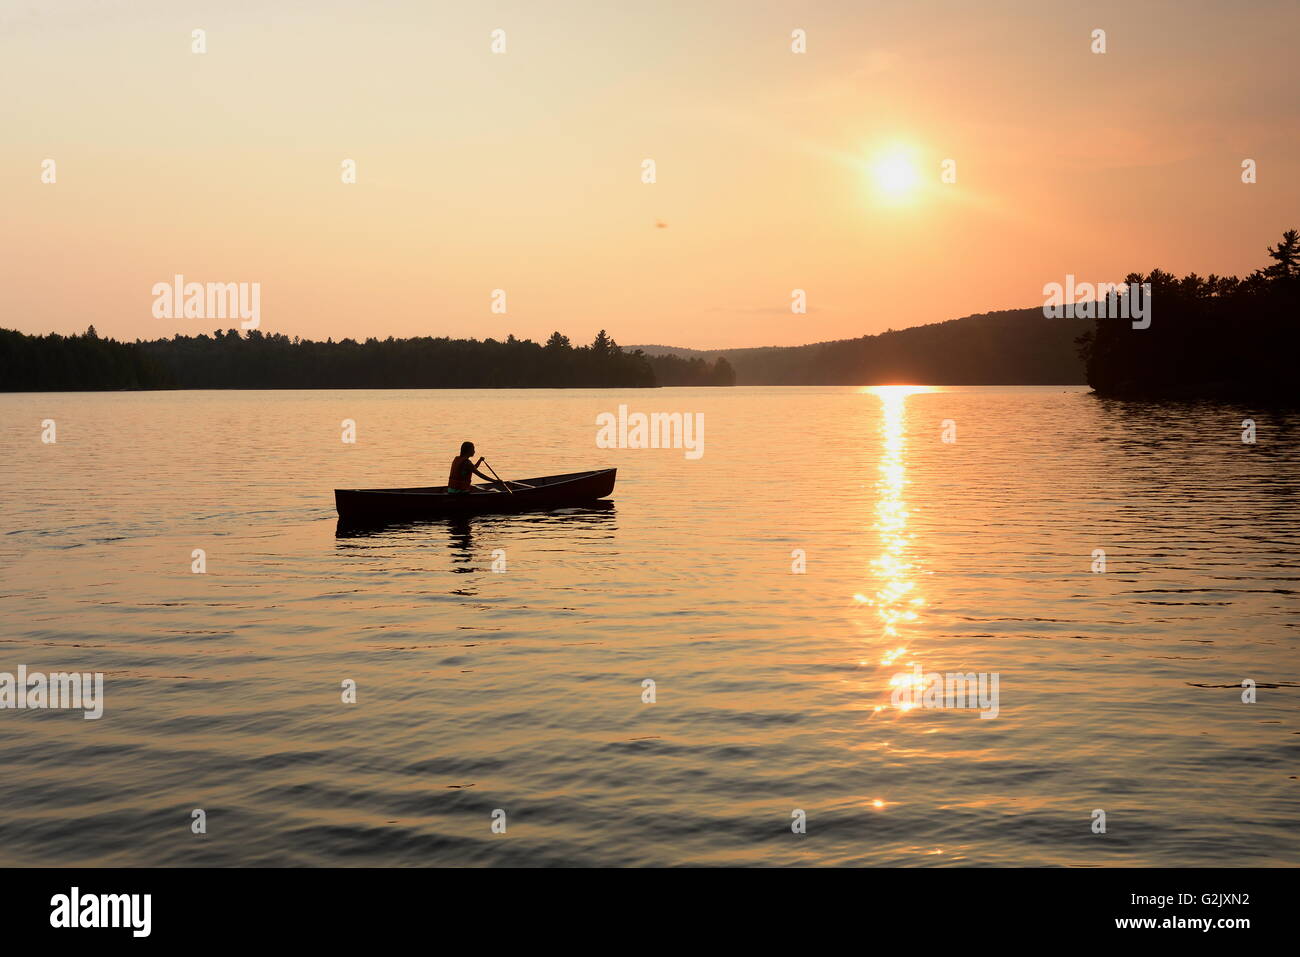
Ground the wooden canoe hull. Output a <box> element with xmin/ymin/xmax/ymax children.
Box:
<box><xmin>334</xmin><ymin>468</ymin><xmax>617</xmax><ymax>521</ymax></box>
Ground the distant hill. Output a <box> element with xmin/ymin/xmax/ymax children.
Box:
<box><xmin>627</xmin><ymin>344</ymin><xmax>713</xmax><ymax>359</ymax></box>
<box><xmin>633</xmin><ymin>308</ymin><xmax>1092</xmax><ymax>385</ymax></box>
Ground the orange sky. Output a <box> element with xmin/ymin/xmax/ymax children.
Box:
<box><xmin>2</xmin><ymin>0</ymin><xmax>1296</xmax><ymax>349</ymax></box>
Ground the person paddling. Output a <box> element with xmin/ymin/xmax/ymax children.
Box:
<box><xmin>447</xmin><ymin>441</ymin><xmax>495</xmax><ymax>493</ymax></box>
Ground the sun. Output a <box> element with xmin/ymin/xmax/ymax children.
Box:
<box><xmin>869</xmin><ymin>149</ymin><xmax>921</xmax><ymax>203</ymax></box>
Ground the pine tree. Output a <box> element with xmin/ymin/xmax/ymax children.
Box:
<box><xmin>1265</xmin><ymin>229</ymin><xmax>1300</xmax><ymax>279</ymax></box>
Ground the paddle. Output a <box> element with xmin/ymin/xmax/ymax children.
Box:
<box><xmin>481</xmin><ymin>459</ymin><xmax>514</xmax><ymax>494</ymax></box>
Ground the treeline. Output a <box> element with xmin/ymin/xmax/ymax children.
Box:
<box><xmin>1080</xmin><ymin>229</ymin><xmax>1300</xmax><ymax>400</ymax></box>
<box><xmin>0</xmin><ymin>328</ymin><xmax>735</xmax><ymax>391</ymax></box>
<box><xmin>0</xmin><ymin>327</ymin><xmax>170</xmax><ymax>390</ymax></box>
<box><xmin>647</xmin><ymin>352</ymin><xmax>736</xmax><ymax>386</ymax></box>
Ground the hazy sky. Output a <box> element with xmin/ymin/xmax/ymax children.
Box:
<box><xmin>3</xmin><ymin>0</ymin><xmax>1296</xmax><ymax>348</ymax></box>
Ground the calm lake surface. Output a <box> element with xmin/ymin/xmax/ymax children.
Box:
<box><xmin>1</xmin><ymin>386</ymin><xmax>1297</xmax><ymax>866</ymax></box>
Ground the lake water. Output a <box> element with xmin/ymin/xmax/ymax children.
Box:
<box><xmin>1</xmin><ymin>386</ymin><xmax>1296</xmax><ymax>866</ymax></box>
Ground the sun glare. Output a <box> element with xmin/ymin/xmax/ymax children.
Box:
<box><xmin>869</xmin><ymin>149</ymin><xmax>921</xmax><ymax>203</ymax></box>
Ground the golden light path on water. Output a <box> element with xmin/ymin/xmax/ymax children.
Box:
<box><xmin>856</xmin><ymin>386</ymin><xmax>933</xmax><ymax>716</ymax></box>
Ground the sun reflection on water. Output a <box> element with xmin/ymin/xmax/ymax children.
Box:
<box><xmin>860</xmin><ymin>386</ymin><xmax>932</xmax><ymax>716</ymax></box>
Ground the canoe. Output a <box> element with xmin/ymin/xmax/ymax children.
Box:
<box><xmin>334</xmin><ymin>468</ymin><xmax>617</xmax><ymax>521</ymax></box>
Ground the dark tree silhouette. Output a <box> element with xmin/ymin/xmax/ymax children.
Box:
<box><xmin>1081</xmin><ymin>229</ymin><xmax>1299</xmax><ymax>400</ymax></box>
<box><xmin>1264</xmin><ymin>229</ymin><xmax>1300</xmax><ymax>280</ymax></box>
<box><xmin>646</xmin><ymin>352</ymin><xmax>738</xmax><ymax>386</ymax></box>
<box><xmin>0</xmin><ymin>327</ymin><xmax>735</xmax><ymax>391</ymax></box>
